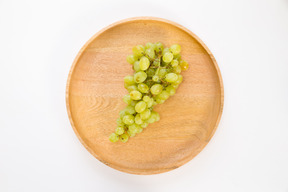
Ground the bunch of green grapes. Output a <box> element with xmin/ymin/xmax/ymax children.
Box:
<box><xmin>109</xmin><ymin>42</ymin><xmax>189</xmax><ymax>143</ymax></box>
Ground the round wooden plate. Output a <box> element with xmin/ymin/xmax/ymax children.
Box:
<box><xmin>66</xmin><ymin>17</ymin><xmax>224</xmax><ymax>175</ymax></box>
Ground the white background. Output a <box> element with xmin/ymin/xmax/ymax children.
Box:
<box><xmin>0</xmin><ymin>0</ymin><xmax>288</xmax><ymax>191</ymax></box>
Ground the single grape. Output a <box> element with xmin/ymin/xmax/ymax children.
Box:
<box><xmin>152</xmin><ymin>75</ymin><xmax>159</xmax><ymax>82</ymax></box>
<box><xmin>153</xmin><ymin>111</ymin><xmax>160</xmax><ymax>121</ymax></box>
<box><xmin>139</xmin><ymin>56</ymin><xmax>150</xmax><ymax>70</ymax></box>
<box><xmin>158</xmin><ymin>90</ymin><xmax>169</xmax><ymax>100</ymax></box>
<box><xmin>116</xmin><ymin>118</ymin><xmax>125</xmax><ymax>127</ymax></box>
<box><xmin>127</xmin><ymin>54</ymin><xmax>137</xmax><ymax>64</ymax></box>
<box><xmin>155</xmin><ymin>42</ymin><xmax>164</xmax><ymax>52</ymax></box>
<box><xmin>127</xmin><ymin>85</ymin><xmax>138</xmax><ymax>92</ymax></box>
<box><xmin>146</xmin><ymin>68</ymin><xmax>155</xmax><ymax>77</ymax></box>
<box><xmin>134</xmin><ymin>71</ymin><xmax>147</xmax><ymax>83</ymax></box>
<box><xmin>130</xmin><ymin>100</ymin><xmax>137</xmax><ymax>106</ymax></box>
<box><xmin>162</xmin><ymin>48</ymin><xmax>170</xmax><ymax>55</ymax></box>
<box><xmin>124</xmin><ymin>75</ymin><xmax>135</xmax><ymax>85</ymax></box>
<box><xmin>173</xmin><ymin>65</ymin><xmax>182</xmax><ymax>74</ymax></box>
<box><xmin>137</xmin><ymin>83</ymin><xmax>149</xmax><ymax>93</ymax></box>
<box><xmin>141</xmin><ymin>122</ymin><xmax>149</xmax><ymax>128</ymax></box>
<box><xmin>147</xmin><ymin>112</ymin><xmax>157</xmax><ymax>123</ymax></box>
<box><xmin>135</xmin><ymin>101</ymin><xmax>147</xmax><ymax>113</ymax></box>
<box><xmin>109</xmin><ymin>133</ymin><xmax>119</xmax><ymax>142</ymax></box>
<box><xmin>145</xmin><ymin>48</ymin><xmax>155</xmax><ymax>59</ymax></box>
<box><xmin>123</xmin><ymin>95</ymin><xmax>131</xmax><ymax>105</ymax></box>
<box><xmin>153</xmin><ymin>58</ymin><xmax>160</xmax><ymax>66</ymax></box>
<box><xmin>171</xmin><ymin>60</ymin><xmax>179</xmax><ymax>67</ymax></box>
<box><xmin>146</xmin><ymin>99</ymin><xmax>154</xmax><ymax>108</ymax></box>
<box><xmin>128</xmin><ymin>124</ymin><xmax>140</xmax><ymax>134</ymax></box>
<box><xmin>174</xmin><ymin>54</ymin><xmax>181</xmax><ymax>61</ymax></box>
<box><xmin>127</xmin><ymin>130</ymin><xmax>136</xmax><ymax>137</ymax></box>
<box><xmin>133</xmin><ymin>61</ymin><xmax>141</xmax><ymax>72</ymax></box>
<box><xmin>170</xmin><ymin>44</ymin><xmax>181</xmax><ymax>55</ymax></box>
<box><xmin>165</xmin><ymin>73</ymin><xmax>178</xmax><ymax>83</ymax></box>
<box><xmin>171</xmin><ymin>83</ymin><xmax>179</xmax><ymax>89</ymax></box>
<box><xmin>150</xmin><ymin>84</ymin><xmax>163</xmax><ymax>95</ymax></box>
<box><xmin>115</xmin><ymin>126</ymin><xmax>125</xmax><ymax>135</ymax></box>
<box><xmin>130</xmin><ymin>90</ymin><xmax>142</xmax><ymax>100</ymax></box>
<box><xmin>179</xmin><ymin>60</ymin><xmax>189</xmax><ymax>71</ymax></box>
<box><xmin>125</xmin><ymin>105</ymin><xmax>136</xmax><ymax>115</ymax></box>
<box><xmin>120</xmin><ymin>133</ymin><xmax>129</xmax><ymax>143</ymax></box>
<box><xmin>119</xmin><ymin>110</ymin><xmax>126</xmax><ymax>119</ymax></box>
<box><xmin>132</xmin><ymin>45</ymin><xmax>145</xmax><ymax>56</ymax></box>
<box><xmin>156</xmin><ymin>98</ymin><xmax>165</xmax><ymax>104</ymax></box>
<box><xmin>158</xmin><ymin>68</ymin><xmax>167</xmax><ymax>78</ymax></box>
<box><xmin>122</xmin><ymin>115</ymin><xmax>134</xmax><ymax>125</ymax></box>
<box><xmin>140</xmin><ymin>109</ymin><xmax>151</xmax><ymax>120</ymax></box>
<box><xmin>136</xmin><ymin>127</ymin><xmax>143</xmax><ymax>133</ymax></box>
<box><xmin>165</xmin><ymin>85</ymin><xmax>176</xmax><ymax>96</ymax></box>
<box><xmin>163</xmin><ymin>52</ymin><xmax>173</xmax><ymax>63</ymax></box>
<box><xmin>145</xmin><ymin>42</ymin><xmax>155</xmax><ymax>49</ymax></box>
<box><xmin>135</xmin><ymin>113</ymin><xmax>143</xmax><ymax>125</ymax></box>
<box><xmin>175</xmin><ymin>74</ymin><xmax>183</xmax><ymax>84</ymax></box>
<box><xmin>143</xmin><ymin>95</ymin><xmax>151</xmax><ymax>103</ymax></box>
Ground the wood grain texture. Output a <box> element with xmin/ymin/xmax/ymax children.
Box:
<box><xmin>66</xmin><ymin>17</ymin><xmax>224</xmax><ymax>175</ymax></box>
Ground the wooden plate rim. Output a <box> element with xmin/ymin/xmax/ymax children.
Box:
<box><xmin>65</xmin><ymin>16</ymin><xmax>224</xmax><ymax>175</ymax></box>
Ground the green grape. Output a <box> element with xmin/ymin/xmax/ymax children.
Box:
<box><xmin>146</xmin><ymin>99</ymin><xmax>154</xmax><ymax>108</ymax></box>
<box><xmin>163</xmin><ymin>52</ymin><xmax>174</xmax><ymax>63</ymax></box>
<box><xmin>119</xmin><ymin>110</ymin><xmax>126</xmax><ymax>119</ymax></box>
<box><xmin>130</xmin><ymin>90</ymin><xmax>142</xmax><ymax>100</ymax></box>
<box><xmin>165</xmin><ymin>85</ymin><xmax>176</xmax><ymax>96</ymax></box>
<box><xmin>171</xmin><ymin>60</ymin><xmax>179</xmax><ymax>67</ymax></box>
<box><xmin>130</xmin><ymin>100</ymin><xmax>137</xmax><ymax>106</ymax></box>
<box><xmin>124</xmin><ymin>75</ymin><xmax>135</xmax><ymax>85</ymax></box>
<box><xmin>165</xmin><ymin>73</ymin><xmax>178</xmax><ymax>83</ymax></box>
<box><xmin>127</xmin><ymin>130</ymin><xmax>136</xmax><ymax>137</ymax></box>
<box><xmin>179</xmin><ymin>60</ymin><xmax>189</xmax><ymax>71</ymax></box>
<box><xmin>116</xmin><ymin>118</ymin><xmax>125</xmax><ymax>126</ymax></box>
<box><xmin>145</xmin><ymin>48</ymin><xmax>155</xmax><ymax>59</ymax></box>
<box><xmin>147</xmin><ymin>112</ymin><xmax>157</xmax><ymax>123</ymax></box>
<box><xmin>122</xmin><ymin>115</ymin><xmax>134</xmax><ymax>125</ymax></box>
<box><xmin>171</xmin><ymin>83</ymin><xmax>179</xmax><ymax>89</ymax></box>
<box><xmin>120</xmin><ymin>133</ymin><xmax>129</xmax><ymax>143</ymax></box>
<box><xmin>162</xmin><ymin>48</ymin><xmax>170</xmax><ymax>55</ymax></box>
<box><xmin>125</xmin><ymin>105</ymin><xmax>136</xmax><ymax>115</ymax></box>
<box><xmin>158</xmin><ymin>68</ymin><xmax>167</xmax><ymax>78</ymax></box>
<box><xmin>127</xmin><ymin>54</ymin><xmax>137</xmax><ymax>64</ymax></box>
<box><xmin>109</xmin><ymin>133</ymin><xmax>119</xmax><ymax>142</ymax></box>
<box><xmin>173</xmin><ymin>65</ymin><xmax>182</xmax><ymax>74</ymax></box>
<box><xmin>127</xmin><ymin>85</ymin><xmax>138</xmax><ymax>92</ymax></box>
<box><xmin>143</xmin><ymin>96</ymin><xmax>151</xmax><ymax>103</ymax></box>
<box><xmin>156</xmin><ymin>98</ymin><xmax>165</xmax><ymax>104</ymax></box>
<box><xmin>150</xmin><ymin>84</ymin><xmax>163</xmax><ymax>95</ymax></box>
<box><xmin>146</xmin><ymin>68</ymin><xmax>155</xmax><ymax>77</ymax></box>
<box><xmin>170</xmin><ymin>44</ymin><xmax>181</xmax><ymax>55</ymax></box>
<box><xmin>140</xmin><ymin>109</ymin><xmax>151</xmax><ymax>120</ymax></box>
<box><xmin>132</xmin><ymin>45</ymin><xmax>145</xmax><ymax>56</ymax></box>
<box><xmin>155</xmin><ymin>42</ymin><xmax>164</xmax><ymax>52</ymax></box>
<box><xmin>137</xmin><ymin>83</ymin><xmax>149</xmax><ymax>93</ymax></box>
<box><xmin>135</xmin><ymin>113</ymin><xmax>143</xmax><ymax>125</ymax></box>
<box><xmin>139</xmin><ymin>56</ymin><xmax>150</xmax><ymax>70</ymax></box>
<box><xmin>123</xmin><ymin>95</ymin><xmax>131</xmax><ymax>105</ymax></box>
<box><xmin>136</xmin><ymin>127</ymin><xmax>143</xmax><ymax>133</ymax></box>
<box><xmin>175</xmin><ymin>74</ymin><xmax>183</xmax><ymax>84</ymax></box>
<box><xmin>174</xmin><ymin>54</ymin><xmax>181</xmax><ymax>61</ymax></box>
<box><xmin>152</xmin><ymin>75</ymin><xmax>159</xmax><ymax>82</ymax></box>
<box><xmin>141</xmin><ymin>122</ymin><xmax>149</xmax><ymax>128</ymax></box>
<box><xmin>153</xmin><ymin>101</ymin><xmax>157</xmax><ymax>106</ymax></box>
<box><xmin>145</xmin><ymin>42</ymin><xmax>154</xmax><ymax>49</ymax></box>
<box><xmin>128</xmin><ymin>123</ymin><xmax>140</xmax><ymax>134</ymax></box>
<box><xmin>153</xmin><ymin>111</ymin><xmax>160</xmax><ymax>121</ymax></box>
<box><xmin>135</xmin><ymin>101</ymin><xmax>147</xmax><ymax>113</ymax></box>
<box><xmin>158</xmin><ymin>91</ymin><xmax>169</xmax><ymax>100</ymax></box>
<box><xmin>133</xmin><ymin>61</ymin><xmax>141</xmax><ymax>72</ymax></box>
<box><xmin>134</xmin><ymin>71</ymin><xmax>147</xmax><ymax>83</ymax></box>
<box><xmin>115</xmin><ymin>126</ymin><xmax>125</xmax><ymax>135</ymax></box>
<box><xmin>153</xmin><ymin>58</ymin><xmax>160</xmax><ymax>66</ymax></box>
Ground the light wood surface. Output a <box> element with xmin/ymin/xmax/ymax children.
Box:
<box><xmin>66</xmin><ymin>17</ymin><xmax>224</xmax><ymax>175</ymax></box>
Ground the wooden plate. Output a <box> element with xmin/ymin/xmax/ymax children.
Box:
<box><xmin>66</xmin><ymin>17</ymin><xmax>224</xmax><ymax>175</ymax></box>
